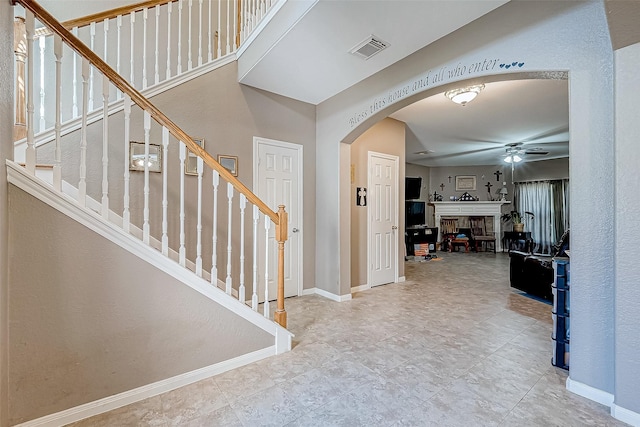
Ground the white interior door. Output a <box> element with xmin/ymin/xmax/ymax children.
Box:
<box><xmin>368</xmin><ymin>152</ymin><xmax>398</xmax><ymax>287</ymax></box>
<box><xmin>254</xmin><ymin>137</ymin><xmax>302</xmax><ymax>300</ymax></box>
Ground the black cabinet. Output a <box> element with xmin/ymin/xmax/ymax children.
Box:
<box><xmin>503</xmin><ymin>231</ymin><xmax>532</xmax><ymax>252</ymax></box>
<box><xmin>552</xmin><ymin>258</ymin><xmax>570</xmax><ymax>369</ymax></box>
<box><xmin>405</xmin><ymin>227</ymin><xmax>438</xmax><ymax>255</ymax></box>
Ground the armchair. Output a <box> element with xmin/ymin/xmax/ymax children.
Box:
<box><xmin>509</xmin><ymin>230</ymin><xmax>570</xmax><ymax>300</ymax></box>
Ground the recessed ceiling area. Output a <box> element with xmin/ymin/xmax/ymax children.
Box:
<box><xmin>390</xmin><ymin>79</ymin><xmax>569</xmax><ymax>167</ymax></box>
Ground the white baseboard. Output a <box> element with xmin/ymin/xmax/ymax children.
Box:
<box><xmin>314</xmin><ymin>287</ymin><xmax>352</xmax><ymax>302</ymax></box>
<box><xmin>397</xmin><ymin>276</ymin><xmax>406</xmax><ymax>283</ymax></box>
<box><xmin>611</xmin><ymin>403</ymin><xmax>640</xmax><ymax>426</ymax></box>
<box><xmin>351</xmin><ymin>284</ymin><xmax>370</xmax><ymax>293</ymax></box>
<box><xmin>14</xmin><ymin>347</ymin><xmax>276</xmax><ymax>427</ymax></box>
<box><xmin>566</xmin><ymin>377</ymin><xmax>615</xmax><ymax>407</ymax></box>
<box><xmin>301</xmin><ymin>287</ymin><xmax>316</xmax><ymax>296</ymax></box>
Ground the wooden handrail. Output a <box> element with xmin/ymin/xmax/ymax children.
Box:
<box><xmin>59</xmin><ymin>0</ymin><xmax>171</xmax><ymax>30</ymax></box>
<box><xmin>15</xmin><ymin>0</ymin><xmax>280</xmax><ymax>224</ymax></box>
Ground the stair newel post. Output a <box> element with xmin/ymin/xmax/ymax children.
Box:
<box><xmin>129</xmin><ymin>11</ymin><xmax>135</xmax><ymax>86</ymax></box>
<box><xmin>142</xmin><ymin>111</ymin><xmax>151</xmax><ymax>245</ymax></box>
<box><xmin>101</xmin><ymin>70</ymin><xmax>109</xmax><ymax>219</ymax></box>
<box><xmin>274</xmin><ymin>205</ymin><xmax>288</xmax><ymax>328</ymax></box>
<box><xmin>211</xmin><ymin>170</ymin><xmax>219</xmax><ymax>284</ymax></box>
<box><xmin>197</xmin><ymin>0</ymin><xmax>203</xmax><ymax>66</ymax></box>
<box><xmin>179</xmin><ymin>141</ymin><xmax>187</xmax><ymax>267</ymax></box>
<box><xmin>238</xmin><ymin>194</ymin><xmax>247</xmax><ymax>304</ymax></box>
<box><xmin>122</xmin><ymin>94</ymin><xmax>132</xmax><ymax>233</ymax></box>
<box><xmin>25</xmin><ymin>11</ymin><xmax>36</xmax><ymax>174</ymax></box>
<box><xmin>154</xmin><ymin>5</ymin><xmax>160</xmax><ymax>85</ymax></box>
<box><xmin>166</xmin><ymin>2</ymin><xmax>172</xmax><ymax>80</ymax></box>
<box><xmin>13</xmin><ymin>16</ymin><xmax>27</xmax><ymax>142</ymax></box>
<box><xmin>225</xmin><ymin>182</ymin><xmax>234</xmax><ymax>295</ymax></box>
<box><xmin>142</xmin><ymin>7</ymin><xmax>148</xmax><ymax>89</ymax></box>
<box><xmin>195</xmin><ymin>156</ymin><xmax>204</xmax><ymax>276</ymax></box>
<box><xmin>78</xmin><ymin>57</ymin><xmax>89</xmax><ymax>207</ymax></box>
<box><xmin>251</xmin><ymin>205</ymin><xmax>259</xmax><ymax>310</ymax></box>
<box><xmin>177</xmin><ymin>0</ymin><xmax>183</xmax><ymax>74</ymax></box>
<box><xmin>263</xmin><ymin>215</ymin><xmax>270</xmax><ymax>318</ymax></box>
<box><xmin>88</xmin><ymin>22</ymin><xmax>95</xmax><ymax>111</ymax></box>
<box><xmin>53</xmin><ymin>34</ymin><xmax>62</xmax><ymax>191</ymax></box>
<box><xmin>187</xmin><ymin>0</ymin><xmax>193</xmax><ymax>70</ymax></box>
<box><xmin>161</xmin><ymin>127</ymin><xmax>169</xmax><ymax>256</ymax></box>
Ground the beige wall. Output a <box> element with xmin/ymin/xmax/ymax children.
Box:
<box><xmin>7</xmin><ymin>185</ymin><xmax>274</xmax><ymax>424</ymax></box>
<box><xmin>1</xmin><ymin>1</ymin><xmax>12</xmax><ymax>425</ymax></box>
<box><xmin>350</xmin><ymin>118</ymin><xmax>405</xmax><ymax>287</ymax></box>
<box><xmin>38</xmin><ymin>61</ymin><xmax>317</xmax><ymax>292</ymax></box>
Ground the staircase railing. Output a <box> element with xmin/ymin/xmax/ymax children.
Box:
<box><xmin>15</xmin><ymin>0</ymin><xmax>277</xmax><ymax>137</ymax></box>
<box><xmin>12</xmin><ymin>0</ymin><xmax>288</xmax><ymax>327</ymax></box>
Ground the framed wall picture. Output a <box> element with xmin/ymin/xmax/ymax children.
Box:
<box><xmin>185</xmin><ymin>137</ymin><xmax>204</xmax><ymax>176</ymax></box>
<box><xmin>129</xmin><ymin>141</ymin><xmax>162</xmax><ymax>172</ymax></box>
<box><xmin>455</xmin><ymin>175</ymin><xmax>476</xmax><ymax>191</ymax></box>
<box><xmin>218</xmin><ymin>155</ymin><xmax>238</xmax><ymax>176</ymax></box>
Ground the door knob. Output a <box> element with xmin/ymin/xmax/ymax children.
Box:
<box><xmin>392</xmin><ymin>226</ymin><xmax>398</xmax><ymax>230</ymax></box>
<box><xmin>292</xmin><ymin>228</ymin><xmax>299</xmax><ymax>233</ymax></box>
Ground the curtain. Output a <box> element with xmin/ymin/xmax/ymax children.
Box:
<box><xmin>514</xmin><ymin>179</ymin><xmax>569</xmax><ymax>254</ymax></box>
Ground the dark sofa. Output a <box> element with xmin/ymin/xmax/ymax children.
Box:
<box><xmin>509</xmin><ymin>230</ymin><xmax>570</xmax><ymax>301</ymax></box>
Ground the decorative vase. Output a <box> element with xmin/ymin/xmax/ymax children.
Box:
<box><xmin>513</xmin><ymin>223</ymin><xmax>524</xmax><ymax>232</ymax></box>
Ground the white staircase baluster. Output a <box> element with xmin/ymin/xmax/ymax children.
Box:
<box><xmin>196</xmin><ymin>156</ymin><xmax>204</xmax><ymax>276</ymax></box>
<box><xmin>130</xmin><ymin>11</ymin><xmax>135</xmax><ymax>85</ymax></box>
<box><xmin>38</xmin><ymin>35</ymin><xmax>45</xmax><ymax>132</ymax></box>
<box><xmin>217</xmin><ymin>0</ymin><xmax>222</xmax><ymax>58</ymax></box>
<box><xmin>177</xmin><ymin>0</ymin><xmax>183</xmax><ymax>74</ymax></box>
<box><xmin>239</xmin><ymin>194</ymin><xmax>247</xmax><ymax>304</ymax></box>
<box><xmin>25</xmin><ymin>11</ymin><xmax>35</xmax><ymax>174</ymax></box>
<box><xmin>264</xmin><ymin>215</ymin><xmax>270</xmax><ymax>318</ymax></box>
<box><xmin>233</xmin><ymin>0</ymin><xmax>238</xmax><ymax>50</ymax></box>
<box><xmin>72</xmin><ymin>27</ymin><xmax>78</xmax><ymax>117</ymax></box>
<box><xmin>225</xmin><ymin>182</ymin><xmax>233</xmax><ymax>294</ymax></box>
<box><xmin>188</xmin><ymin>0</ymin><xmax>193</xmax><ymax>70</ymax></box>
<box><xmin>143</xmin><ymin>111</ymin><xmax>151</xmax><ymax>244</ymax></box>
<box><xmin>142</xmin><ymin>7</ymin><xmax>148</xmax><ymax>89</ymax></box>
<box><xmin>103</xmin><ymin>18</ymin><xmax>109</xmax><ymax>64</ymax></box>
<box><xmin>116</xmin><ymin>15</ymin><xmax>122</xmax><ymax>99</ymax></box>
<box><xmin>101</xmin><ymin>72</ymin><xmax>109</xmax><ymax>218</ymax></box>
<box><xmin>166</xmin><ymin>2</ymin><xmax>172</xmax><ymax>80</ymax></box>
<box><xmin>211</xmin><ymin>170</ymin><xmax>219</xmax><ymax>285</ymax></box>
<box><xmin>252</xmin><ymin>205</ymin><xmax>259</xmax><ymax>310</ymax></box>
<box><xmin>78</xmin><ymin>57</ymin><xmax>89</xmax><ymax>207</ymax></box>
<box><xmin>179</xmin><ymin>141</ymin><xmax>187</xmax><ymax>266</ymax></box>
<box><xmin>123</xmin><ymin>94</ymin><xmax>132</xmax><ymax>233</ymax></box>
<box><xmin>161</xmin><ymin>127</ymin><xmax>169</xmax><ymax>256</ymax></box>
<box><xmin>154</xmin><ymin>5</ymin><xmax>160</xmax><ymax>85</ymax></box>
<box><xmin>207</xmin><ymin>0</ymin><xmax>212</xmax><ymax>62</ymax></box>
<box><xmin>89</xmin><ymin>22</ymin><xmax>95</xmax><ymax>111</ymax></box>
<box><xmin>53</xmin><ymin>35</ymin><xmax>62</xmax><ymax>191</ymax></box>
<box><xmin>226</xmin><ymin>0</ymin><xmax>231</xmax><ymax>55</ymax></box>
<box><xmin>198</xmin><ymin>0</ymin><xmax>203</xmax><ymax>66</ymax></box>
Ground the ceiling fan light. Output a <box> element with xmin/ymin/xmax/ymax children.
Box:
<box><xmin>444</xmin><ymin>84</ymin><xmax>485</xmax><ymax>106</ymax></box>
<box><xmin>504</xmin><ymin>155</ymin><xmax>513</xmax><ymax>163</ymax></box>
<box><xmin>513</xmin><ymin>154</ymin><xmax>523</xmax><ymax>163</ymax></box>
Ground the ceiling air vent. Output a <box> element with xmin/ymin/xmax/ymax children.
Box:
<box><xmin>349</xmin><ymin>35</ymin><xmax>389</xmax><ymax>60</ymax></box>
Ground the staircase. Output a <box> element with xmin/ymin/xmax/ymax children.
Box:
<box><xmin>7</xmin><ymin>0</ymin><xmax>292</xmax><ymax>425</ymax></box>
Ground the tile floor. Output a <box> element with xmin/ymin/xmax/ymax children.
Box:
<box><xmin>68</xmin><ymin>252</ymin><xmax>626</xmax><ymax>426</ymax></box>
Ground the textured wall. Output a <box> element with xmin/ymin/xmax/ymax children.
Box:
<box><xmin>350</xmin><ymin>118</ymin><xmax>406</xmax><ymax>287</ymax></box>
<box><xmin>317</xmin><ymin>0</ymin><xmax>617</xmax><ymax>403</ymax></box>
<box><xmin>7</xmin><ymin>185</ymin><xmax>274</xmax><ymax>424</ymax></box>
<box><xmin>614</xmin><ymin>42</ymin><xmax>640</xmax><ymax>416</ymax></box>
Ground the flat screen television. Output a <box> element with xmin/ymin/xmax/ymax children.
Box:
<box><xmin>405</xmin><ymin>177</ymin><xmax>422</xmax><ymax>200</ymax></box>
<box><xmin>405</xmin><ymin>201</ymin><xmax>425</xmax><ymax>227</ymax></box>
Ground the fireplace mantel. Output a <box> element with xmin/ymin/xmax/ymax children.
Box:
<box><xmin>429</xmin><ymin>201</ymin><xmax>509</xmax><ymax>251</ymax></box>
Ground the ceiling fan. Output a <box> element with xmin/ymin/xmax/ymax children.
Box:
<box><xmin>502</xmin><ymin>142</ymin><xmax>549</xmax><ymax>163</ymax></box>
